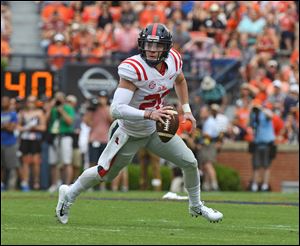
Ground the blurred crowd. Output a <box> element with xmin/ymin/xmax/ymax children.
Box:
<box><xmin>1</xmin><ymin>1</ymin><xmax>299</xmax><ymax>192</ymax></box>
<box><xmin>1</xmin><ymin>1</ymin><xmax>12</xmax><ymax>68</ymax></box>
<box><xmin>37</xmin><ymin>0</ymin><xmax>300</xmax><ymax>146</ymax></box>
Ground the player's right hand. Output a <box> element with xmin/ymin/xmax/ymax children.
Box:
<box><xmin>144</xmin><ymin>106</ymin><xmax>174</xmax><ymax>124</ymax></box>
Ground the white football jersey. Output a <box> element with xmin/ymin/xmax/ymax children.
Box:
<box><xmin>117</xmin><ymin>48</ymin><xmax>183</xmax><ymax>137</ymax></box>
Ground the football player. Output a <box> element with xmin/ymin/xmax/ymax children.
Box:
<box><xmin>56</xmin><ymin>23</ymin><xmax>223</xmax><ymax>224</ymax></box>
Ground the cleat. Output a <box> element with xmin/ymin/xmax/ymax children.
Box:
<box><xmin>189</xmin><ymin>202</ymin><xmax>223</xmax><ymax>223</ymax></box>
<box><xmin>56</xmin><ymin>185</ymin><xmax>73</xmax><ymax>224</ymax></box>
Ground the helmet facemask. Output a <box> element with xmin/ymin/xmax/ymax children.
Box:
<box><xmin>138</xmin><ymin>34</ymin><xmax>172</xmax><ymax>67</ymax></box>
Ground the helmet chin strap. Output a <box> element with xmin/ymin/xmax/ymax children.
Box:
<box><xmin>145</xmin><ymin>51</ymin><xmax>163</xmax><ymax>67</ymax></box>
<box><xmin>145</xmin><ymin>59</ymin><xmax>161</xmax><ymax>67</ymax></box>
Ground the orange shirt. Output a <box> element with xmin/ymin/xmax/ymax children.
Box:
<box><xmin>97</xmin><ymin>31</ymin><xmax>118</xmax><ymax>52</ymax></box>
<box><xmin>290</xmin><ymin>48</ymin><xmax>299</xmax><ymax>66</ymax></box>
<box><xmin>235</xmin><ymin>107</ymin><xmax>250</xmax><ymax>129</ymax></box>
<box><xmin>109</xmin><ymin>6</ymin><xmax>122</xmax><ymax>22</ymax></box>
<box><xmin>71</xmin><ymin>32</ymin><xmax>94</xmax><ymax>53</ymax></box>
<box><xmin>226</xmin><ymin>18</ymin><xmax>239</xmax><ymax>32</ymax></box>
<box><xmin>272</xmin><ymin>114</ymin><xmax>285</xmax><ymax>137</ymax></box>
<box><xmin>48</xmin><ymin>44</ymin><xmax>71</xmax><ymax>69</ymax></box>
<box><xmin>82</xmin><ymin>5</ymin><xmax>101</xmax><ymax>24</ymax></box>
<box><xmin>87</xmin><ymin>47</ymin><xmax>105</xmax><ymax>64</ymax></box>
<box><xmin>1</xmin><ymin>40</ymin><xmax>10</xmax><ymax>56</ymax></box>
<box><xmin>41</xmin><ymin>3</ymin><xmax>70</xmax><ymax>23</ymax></box>
<box><xmin>250</xmin><ymin>77</ymin><xmax>272</xmax><ymax>102</ymax></box>
<box><xmin>139</xmin><ymin>9</ymin><xmax>167</xmax><ymax>28</ymax></box>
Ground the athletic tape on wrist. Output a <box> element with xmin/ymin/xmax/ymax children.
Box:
<box><xmin>182</xmin><ymin>104</ymin><xmax>192</xmax><ymax>113</ymax></box>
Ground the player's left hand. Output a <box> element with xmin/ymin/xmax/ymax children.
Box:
<box><xmin>183</xmin><ymin>112</ymin><xmax>196</xmax><ymax>133</ymax></box>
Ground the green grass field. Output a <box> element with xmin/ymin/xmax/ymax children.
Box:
<box><xmin>1</xmin><ymin>191</ymin><xmax>299</xmax><ymax>245</ymax></box>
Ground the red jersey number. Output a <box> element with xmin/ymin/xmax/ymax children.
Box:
<box><xmin>139</xmin><ymin>90</ymin><xmax>170</xmax><ymax>110</ymax></box>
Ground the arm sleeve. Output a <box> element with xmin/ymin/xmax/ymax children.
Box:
<box><xmin>110</xmin><ymin>88</ymin><xmax>145</xmax><ymax>120</ymax></box>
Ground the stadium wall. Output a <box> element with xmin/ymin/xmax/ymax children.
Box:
<box><xmin>218</xmin><ymin>142</ymin><xmax>299</xmax><ymax>192</ymax></box>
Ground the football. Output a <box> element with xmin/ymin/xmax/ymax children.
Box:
<box><xmin>156</xmin><ymin>109</ymin><xmax>179</xmax><ymax>143</ymax></box>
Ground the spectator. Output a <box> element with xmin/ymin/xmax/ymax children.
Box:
<box><xmin>40</xmin><ymin>9</ymin><xmax>67</xmax><ymax>51</ymax></box>
<box><xmin>65</xmin><ymin>95</ymin><xmax>82</xmax><ymax>182</ymax></box>
<box><xmin>97</xmin><ymin>2</ymin><xmax>113</xmax><ymax>29</ymax></box>
<box><xmin>1</xmin><ymin>2</ymin><xmax>12</xmax><ymax>37</ymax></box>
<box><xmin>47</xmin><ymin>33</ymin><xmax>71</xmax><ymax>71</ymax></box>
<box><xmin>182</xmin><ymin>35</ymin><xmax>215</xmax><ymax>77</ymax></box>
<box><xmin>187</xmin><ymin>2</ymin><xmax>207</xmax><ymax>32</ymax></box>
<box><xmin>265</xmin><ymin>59</ymin><xmax>280</xmax><ymax>81</ymax></box>
<box><xmin>139</xmin><ymin>1</ymin><xmax>166</xmax><ymax>28</ymax></box>
<box><xmin>290</xmin><ymin>47</ymin><xmax>299</xmax><ymax>68</ymax></box>
<box><xmin>84</xmin><ymin>90</ymin><xmax>112</xmax><ymax>191</ymax></box>
<box><xmin>198</xmin><ymin>76</ymin><xmax>227</xmax><ymax>111</ymax></box>
<box><xmin>1</xmin><ymin>33</ymin><xmax>11</xmax><ymax>68</ymax></box>
<box><xmin>1</xmin><ymin>96</ymin><xmax>19</xmax><ymax>191</ymax></box>
<box><xmin>138</xmin><ymin>148</ymin><xmax>161</xmax><ymax>191</ymax></box>
<box><xmin>224</xmin><ymin>38</ymin><xmax>242</xmax><ymax>59</ymax></box>
<box><xmin>111</xmin><ymin>166</ymin><xmax>129</xmax><ymax>192</ymax></box>
<box><xmin>46</xmin><ymin>92</ymin><xmax>75</xmax><ymax>192</ymax></box>
<box><xmin>113</xmin><ymin>20</ymin><xmax>139</xmax><ymax>59</ymax></box>
<box><xmin>249</xmin><ymin>67</ymin><xmax>272</xmax><ymax>102</ymax></box>
<box><xmin>196</xmin><ymin>104</ymin><xmax>228</xmax><ymax>191</ymax></box>
<box><xmin>87</xmin><ymin>39</ymin><xmax>105</xmax><ymax>64</ymax></box>
<box><xmin>235</xmin><ymin>83</ymin><xmax>254</xmax><ymax>108</ymax></box>
<box><xmin>278</xmin><ymin>3</ymin><xmax>297</xmax><ymax>51</ymax></box>
<box><xmin>81</xmin><ymin>1</ymin><xmax>101</xmax><ymax>27</ymax></box>
<box><xmin>248</xmin><ymin>99</ymin><xmax>276</xmax><ymax>192</ymax></box>
<box><xmin>96</xmin><ymin>23</ymin><xmax>119</xmax><ymax>58</ymax></box>
<box><xmin>279</xmin><ymin>111</ymin><xmax>299</xmax><ymax>144</ymax></box>
<box><xmin>41</xmin><ymin>1</ymin><xmax>70</xmax><ymax>24</ymax></box>
<box><xmin>67</xmin><ymin>1</ymin><xmax>84</xmax><ymax>19</ymax></box>
<box><xmin>225</xmin><ymin>4</ymin><xmax>241</xmax><ymax>35</ymax></box>
<box><xmin>18</xmin><ymin>96</ymin><xmax>46</xmax><ymax>191</ymax></box>
<box><xmin>202</xmin><ymin>3</ymin><xmax>226</xmax><ymax>44</ymax></box>
<box><xmin>119</xmin><ymin>1</ymin><xmax>138</xmax><ymax>26</ymax></box>
<box><xmin>71</xmin><ymin>26</ymin><xmax>93</xmax><ymax>57</ymax></box>
<box><xmin>171</xmin><ymin>20</ymin><xmax>191</xmax><ymax>51</ymax></box>
<box><xmin>267</xmin><ymin>80</ymin><xmax>286</xmax><ymax>116</ymax></box>
<box><xmin>233</xmin><ymin>94</ymin><xmax>252</xmax><ymax>141</ymax></box>
<box><xmin>282</xmin><ymin>83</ymin><xmax>299</xmax><ymax>120</ymax></box>
<box><xmin>238</xmin><ymin>32</ymin><xmax>256</xmax><ymax>81</ymax></box>
<box><xmin>237</xmin><ymin>7</ymin><xmax>266</xmax><ymax>46</ymax></box>
<box><xmin>266</xmin><ymin>102</ymin><xmax>285</xmax><ymax>144</ymax></box>
<box><xmin>250</xmin><ymin>27</ymin><xmax>279</xmax><ymax>68</ymax></box>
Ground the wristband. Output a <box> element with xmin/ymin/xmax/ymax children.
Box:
<box><xmin>182</xmin><ymin>104</ymin><xmax>191</xmax><ymax>113</ymax></box>
<box><xmin>144</xmin><ymin>110</ymin><xmax>153</xmax><ymax>119</ymax></box>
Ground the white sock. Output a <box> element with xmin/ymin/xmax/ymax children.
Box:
<box><xmin>185</xmin><ymin>185</ymin><xmax>202</xmax><ymax>207</ymax></box>
<box><xmin>211</xmin><ymin>180</ymin><xmax>219</xmax><ymax>190</ymax></box>
<box><xmin>182</xmin><ymin>166</ymin><xmax>202</xmax><ymax>207</ymax></box>
<box><xmin>261</xmin><ymin>183</ymin><xmax>269</xmax><ymax>190</ymax></box>
<box><xmin>66</xmin><ymin>166</ymin><xmax>101</xmax><ymax>202</ymax></box>
<box><xmin>251</xmin><ymin>182</ymin><xmax>258</xmax><ymax>192</ymax></box>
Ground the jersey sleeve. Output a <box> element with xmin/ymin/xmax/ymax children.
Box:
<box><xmin>118</xmin><ymin>62</ymin><xmax>140</xmax><ymax>84</ymax></box>
<box><xmin>169</xmin><ymin>48</ymin><xmax>183</xmax><ymax>76</ymax></box>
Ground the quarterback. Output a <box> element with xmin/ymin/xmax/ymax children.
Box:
<box><xmin>56</xmin><ymin>23</ymin><xmax>223</xmax><ymax>224</ymax></box>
